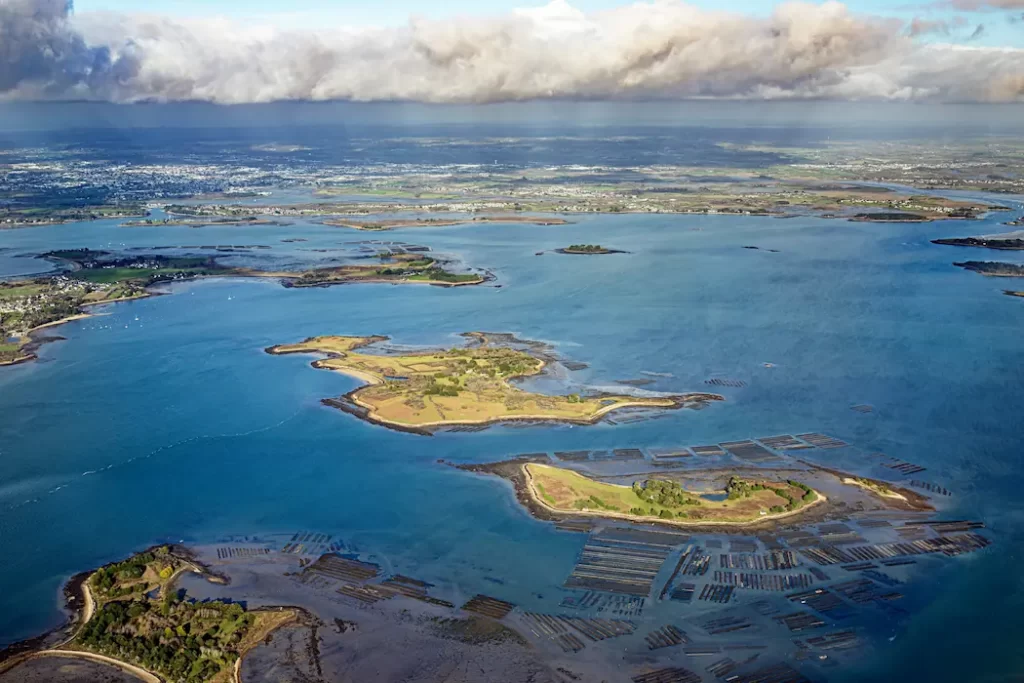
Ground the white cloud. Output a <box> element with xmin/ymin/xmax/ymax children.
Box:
<box><xmin>0</xmin><ymin>0</ymin><xmax>1022</xmax><ymax>103</ymax></box>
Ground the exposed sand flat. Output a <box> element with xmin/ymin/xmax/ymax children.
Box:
<box><xmin>172</xmin><ymin>548</ymin><xmax>579</xmax><ymax>683</ymax></box>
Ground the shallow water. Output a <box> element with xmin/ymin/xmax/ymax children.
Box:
<box><xmin>1</xmin><ymin>209</ymin><xmax>1022</xmax><ymax>680</ymax></box>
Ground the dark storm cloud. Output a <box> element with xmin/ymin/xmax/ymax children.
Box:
<box><xmin>0</xmin><ymin>0</ymin><xmax>139</xmax><ymax>96</ymax></box>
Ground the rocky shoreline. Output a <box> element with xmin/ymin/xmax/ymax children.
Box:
<box><xmin>266</xmin><ymin>333</ymin><xmax>722</xmax><ymax>435</ymax></box>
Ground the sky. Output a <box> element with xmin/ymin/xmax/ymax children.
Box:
<box><xmin>2</xmin><ymin>0</ymin><xmax>1022</xmax><ymax>105</ymax></box>
<box><xmin>72</xmin><ymin>0</ymin><xmax>1023</xmax><ymax>47</ymax></box>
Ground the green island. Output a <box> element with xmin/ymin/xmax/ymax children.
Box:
<box><xmin>1</xmin><ymin>546</ymin><xmax>297</xmax><ymax>683</ymax></box>
<box><xmin>1004</xmin><ymin>290</ymin><xmax>1024</xmax><ymax>298</ymax></box>
<box><xmin>555</xmin><ymin>244</ymin><xmax>623</xmax><ymax>255</ymax></box>
<box><xmin>266</xmin><ymin>334</ymin><xmax>721</xmax><ymax>433</ymax></box>
<box><xmin>953</xmin><ymin>261</ymin><xmax>1024</xmax><ymax>277</ymax></box>
<box><xmin>850</xmin><ymin>211</ymin><xmax>932</xmax><ymax>222</ymax></box>
<box><xmin>1</xmin><ymin>250</ymin><xmax>482</xmax><ymax>367</ymax></box>
<box><xmin>289</xmin><ymin>253</ymin><xmax>482</xmax><ymax>287</ymax></box>
<box><xmin>933</xmin><ymin>236</ymin><xmax>1024</xmax><ymax>251</ymax></box>
<box><xmin>44</xmin><ymin>248</ymin><xmax>481</xmax><ymax>289</ymax></box>
<box><xmin>523</xmin><ymin>463</ymin><xmax>820</xmax><ymax>524</ymax></box>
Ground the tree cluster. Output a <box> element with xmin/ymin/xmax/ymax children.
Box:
<box><xmin>633</xmin><ymin>479</ymin><xmax>702</xmax><ymax>508</ymax></box>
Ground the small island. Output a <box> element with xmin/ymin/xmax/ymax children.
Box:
<box><xmin>460</xmin><ymin>457</ymin><xmax>935</xmax><ymax>532</ymax></box>
<box><xmin>1004</xmin><ymin>290</ymin><xmax>1024</xmax><ymax>298</ymax></box>
<box><xmin>286</xmin><ymin>253</ymin><xmax>482</xmax><ymax>287</ymax></box>
<box><xmin>522</xmin><ymin>463</ymin><xmax>820</xmax><ymax>525</ymax></box>
<box><xmin>0</xmin><ymin>546</ymin><xmax>297</xmax><ymax>683</ymax></box>
<box><xmin>953</xmin><ymin>261</ymin><xmax>1024</xmax><ymax>277</ymax></box>
<box><xmin>555</xmin><ymin>244</ymin><xmax>625</xmax><ymax>255</ymax></box>
<box><xmin>267</xmin><ymin>334</ymin><xmax>721</xmax><ymax>434</ymax></box>
<box><xmin>934</xmin><ymin>236</ymin><xmax>1024</xmax><ymax>251</ymax></box>
<box><xmin>850</xmin><ymin>212</ymin><xmax>930</xmax><ymax>222</ymax></box>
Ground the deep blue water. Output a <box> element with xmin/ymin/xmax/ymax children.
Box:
<box><xmin>1</xmin><ymin>208</ymin><xmax>1023</xmax><ymax>680</ymax></box>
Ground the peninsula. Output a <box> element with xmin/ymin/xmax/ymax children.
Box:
<box><xmin>1</xmin><ymin>250</ymin><xmax>483</xmax><ymax>367</ymax></box>
<box><xmin>1</xmin><ymin>276</ymin><xmax>147</xmax><ymax>366</ymax></box>
<box><xmin>266</xmin><ymin>334</ymin><xmax>721</xmax><ymax>433</ymax></box>
<box><xmin>0</xmin><ymin>546</ymin><xmax>298</xmax><ymax>683</ymax></box>
<box><xmin>40</xmin><ymin>249</ymin><xmax>481</xmax><ymax>289</ymax></box>
<box><xmin>1</xmin><ymin>205</ymin><xmax>146</xmax><ymax>229</ymax></box>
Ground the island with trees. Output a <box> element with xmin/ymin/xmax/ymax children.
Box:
<box><xmin>555</xmin><ymin>244</ymin><xmax>626</xmax><ymax>255</ymax></box>
<box><xmin>850</xmin><ymin>212</ymin><xmax>931</xmax><ymax>222</ymax></box>
<box><xmin>933</xmin><ymin>235</ymin><xmax>1024</xmax><ymax>251</ymax></box>
<box><xmin>953</xmin><ymin>261</ymin><xmax>1024</xmax><ymax>277</ymax></box>
<box><xmin>266</xmin><ymin>334</ymin><xmax>721</xmax><ymax>433</ymax></box>
<box><xmin>457</xmin><ymin>457</ymin><xmax>936</xmax><ymax>531</ymax></box>
<box><xmin>285</xmin><ymin>253</ymin><xmax>483</xmax><ymax>287</ymax></box>
<box><xmin>40</xmin><ymin>249</ymin><xmax>483</xmax><ymax>289</ymax></box>
<box><xmin>0</xmin><ymin>546</ymin><xmax>297</xmax><ymax>683</ymax></box>
<box><xmin>521</xmin><ymin>463</ymin><xmax>820</xmax><ymax>525</ymax></box>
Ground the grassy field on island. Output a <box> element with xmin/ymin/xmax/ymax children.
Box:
<box><xmin>269</xmin><ymin>335</ymin><xmax>690</xmax><ymax>429</ymax></box>
<box><xmin>525</xmin><ymin>463</ymin><xmax>818</xmax><ymax>523</ymax></box>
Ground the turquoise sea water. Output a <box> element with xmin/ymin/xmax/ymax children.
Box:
<box><xmin>1</xmin><ymin>207</ymin><xmax>1023</xmax><ymax>680</ymax></box>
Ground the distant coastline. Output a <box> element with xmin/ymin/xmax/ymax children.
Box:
<box><xmin>1</xmin><ymin>250</ymin><xmax>486</xmax><ymax>369</ymax></box>
<box><xmin>321</xmin><ymin>216</ymin><xmax>571</xmax><ymax>231</ymax></box>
